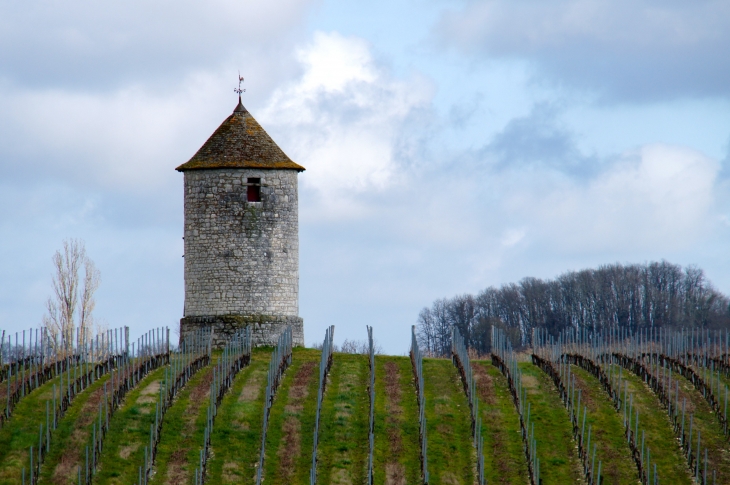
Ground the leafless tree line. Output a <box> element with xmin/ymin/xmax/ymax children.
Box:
<box><xmin>417</xmin><ymin>261</ymin><xmax>730</xmax><ymax>357</ymax></box>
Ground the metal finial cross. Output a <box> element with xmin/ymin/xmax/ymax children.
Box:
<box><xmin>234</xmin><ymin>72</ymin><xmax>246</xmax><ymax>95</ymax></box>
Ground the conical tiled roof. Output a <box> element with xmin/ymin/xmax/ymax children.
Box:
<box><xmin>176</xmin><ymin>98</ymin><xmax>305</xmax><ymax>172</ymax></box>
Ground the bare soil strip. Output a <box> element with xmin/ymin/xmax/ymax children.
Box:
<box><xmin>317</xmin><ymin>354</ymin><xmax>369</xmax><ymax>485</ymax></box>
<box><xmin>519</xmin><ymin>363</ymin><xmax>586</xmax><ymax>485</ymax></box>
<box><xmin>92</xmin><ymin>366</ymin><xmax>168</xmax><ymax>485</ymax></box>
<box><xmin>253</xmin><ymin>350</ymin><xmax>323</xmax><ymax>483</ymax></box>
<box><xmin>272</xmin><ymin>359</ymin><xmax>316</xmax><ymax>482</ymax></box>
<box><xmin>472</xmin><ymin>362</ymin><xmax>529</xmax><ymax>485</ymax></box>
<box><xmin>422</xmin><ymin>358</ymin><xmax>475</xmax><ymax>484</ymax></box>
<box><xmin>569</xmin><ymin>366</ymin><xmax>638</xmax><ymax>485</ymax></box>
<box><xmin>203</xmin><ymin>353</ymin><xmax>269</xmax><ymax>484</ymax></box>
<box><xmin>371</xmin><ymin>356</ymin><xmax>423</xmax><ymax>485</ymax></box>
<box><xmin>42</xmin><ymin>375</ymin><xmax>111</xmax><ymax>485</ymax></box>
<box><xmin>383</xmin><ymin>360</ymin><xmax>406</xmax><ymax>485</ymax></box>
<box><xmin>149</xmin><ymin>364</ymin><xmax>215</xmax><ymax>485</ymax></box>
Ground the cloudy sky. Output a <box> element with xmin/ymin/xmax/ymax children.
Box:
<box><xmin>1</xmin><ymin>0</ymin><xmax>729</xmax><ymax>354</ymax></box>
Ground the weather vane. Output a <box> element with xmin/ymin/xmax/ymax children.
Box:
<box><xmin>234</xmin><ymin>72</ymin><xmax>245</xmax><ymax>96</ymax></box>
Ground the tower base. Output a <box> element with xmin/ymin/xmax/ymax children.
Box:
<box><xmin>180</xmin><ymin>314</ymin><xmax>304</xmax><ymax>349</ymax></box>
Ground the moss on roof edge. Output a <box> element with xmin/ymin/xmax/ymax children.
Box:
<box><xmin>175</xmin><ymin>160</ymin><xmax>305</xmax><ymax>172</ymax></box>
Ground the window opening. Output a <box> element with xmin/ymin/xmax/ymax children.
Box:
<box><xmin>247</xmin><ymin>178</ymin><xmax>261</xmax><ymax>202</ymax></box>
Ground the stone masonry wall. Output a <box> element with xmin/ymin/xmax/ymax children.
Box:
<box><xmin>183</xmin><ymin>168</ymin><xmax>300</xmax><ymax>323</ymax></box>
<box><xmin>180</xmin><ymin>315</ymin><xmax>304</xmax><ymax>348</ymax></box>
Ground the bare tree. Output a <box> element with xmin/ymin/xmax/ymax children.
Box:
<box><xmin>42</xmin><ymin>239</ymin><xmax>101</xmax><ymax>354</ymax></box>
<box><xmin>79</xmin><ymin>256</ymin><xmax>101</xmax><ymax>342</ymax></box>
<box><xmin>416</xmin><ymin>307</ymin><xmax>436</xmax><ymax>355</ymax></box>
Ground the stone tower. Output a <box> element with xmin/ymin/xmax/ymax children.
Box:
<box><xmin>177</xmin><ymin>96</ymin><xmax>305</xmax><ymax>348</ymax></box>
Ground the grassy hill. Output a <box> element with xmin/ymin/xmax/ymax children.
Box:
<box><xmin>0</xmin><ymin>337</ymin><xmax>726</xmax><ymax>485</ymax></box>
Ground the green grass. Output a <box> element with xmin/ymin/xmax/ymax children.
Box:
<box><xmin>372</xmin><ymin>356</ymin><xmax>422</xmax><ymax>484</ymax></box>
<box><xmin>654</xmin><ymin>368</ymin><xmax>730</xmax><ymax>482</ymax></box>
<box><xmin>674</xmin><ymin>362</ymin><xmax>730</xmax><ymax>482</ymax></box>
<box><xmin>714</xmin><ymin>368</ymin><xmax>730</xmax><ymax>400</ymax></box>
<box><xmin>92</xmin><ymin>366</ymin><xmax>169</xmax><ymax>485</ymax></box>
<box><xmin>0</xmin><ymin>374</ymin><xmax>63</xmax><ymax>484</ymax></box>
<box><xmin>203</xmin><ymin>350</ymin><xmax>270</xmax><ymax>484</ymax></box>
<box><xmin>422</xmin><ymin>357</ymin><xmax>474</xmax><ymax>485</ymax></box>
<box><xmin>518</xmin><ymin>362</ymin><xmax>584</xmax><ymax>485</ymax></box>
<box><xmin>261</xmin><ymin>347</ymin><xmax>321</xmax><ymax>484</ymax></box>
<box><xmin>4</xmin><ymin>348</ymin><xmax>726</xmax><ymax>485</ymax></box>
<box><xmin>693</xmin><ymin>363</ymin><xmax>729</xmax><ymax>398</ymax></box>
<box><xmin>145</xmin><ymin>356</ymin><xmax>219</xmax><ymax>485</ymax></box>
<box><xmin>609</xmin><ymin>364</ymin><xmax>693</xmax><ymax>484</ymax></box>
<box><xmin>473</xmin><ymin>361</ymin><xmax>530</xmax><ymax>485</ymax></box>
<box><xmin>37</xmin><ymin>374</ymin><xmax>111</xmax><ymax>485</ymax></box>
<box><xmin>569</xmin><ymin>365</ymin><xmax>638</xmax><ymax>484</ymax></box>
<box><xmin>315</xmin><ymin>353</ymin><xmax>370</xmax><ymax>485</ymax></box>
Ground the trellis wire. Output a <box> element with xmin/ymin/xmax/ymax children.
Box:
<box><xmin>309</xmin><ymin>325</ymin><xmax>335</xmax><ymax>485</ymax></box>
<box><xmin>491</xmin><ymin>326</ymin><xmax>541</xmax><ymax>485</ymax></box>
<box><xmin>255</xmin><ymin>326</ymin><xmax>294</xmax><ymax>485</ymax></box>
<box><xmin>530</xmin><ymin>330</ymin><xmax>604</xmax><ymax>484</ymax></box>
<box><xmin>2</xmin><ymin>326</ymin><xmax>130</xmax><ymax>427</ymax></box>
<box><xmin>533</xmin><ymin>326</ymin><xmax>725</xmax><ymax>485</ymax></box>
<box><xmin>191</xmin><ymin>327</ymin><xmax>252</xmax><ymax>484</ymax></box>
<box><xmin>19</xmin><ymin>325</ymin><xmax>132</xmax><ymax>483</ymax></box>
<box><xmin>410</xmin><ymin>325</ymin><xmax>429</xmax><ymax>484</ymax></box>
<box><xmin>130</xmin><ymin>327</ymin><xmax>212</xmax><ymax>485</ymax></box>
<box><xmin>451</xmin><ymin>327</ymin><xmax>487</xmax><ymax>485</ymax></box>
<box><xmin>20</xmin><ymin>326</ymin><xmax>176</xmax><ymax>484</ymax></box>
<box><xmin>366</xmin><ymin>325</ymin><xmax>375</xmax><ymax>485</ymax></box>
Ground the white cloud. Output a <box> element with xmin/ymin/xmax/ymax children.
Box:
<box><xmin>518</xmin><ymin>144</ymin><xmax>720</xmax><ymax>251</ymax></box>
<box><xmin>0</xmin><ymin>74</ymin><xmax>226</xmax><ymax>193</ymax></box>
<box><xmin>259</xmin><ymin>32</ymin><xmax>434</xmax><ymax>219</ymax></box>
<box><xmin>0</xmin><ymin>0</ymin><xmax>326</xmax><ymax>195</ymax></box>
<box><xmin>298</xmin><ymin>32</ymin><xmax>377</xmax><ymax>92</ymax></box>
